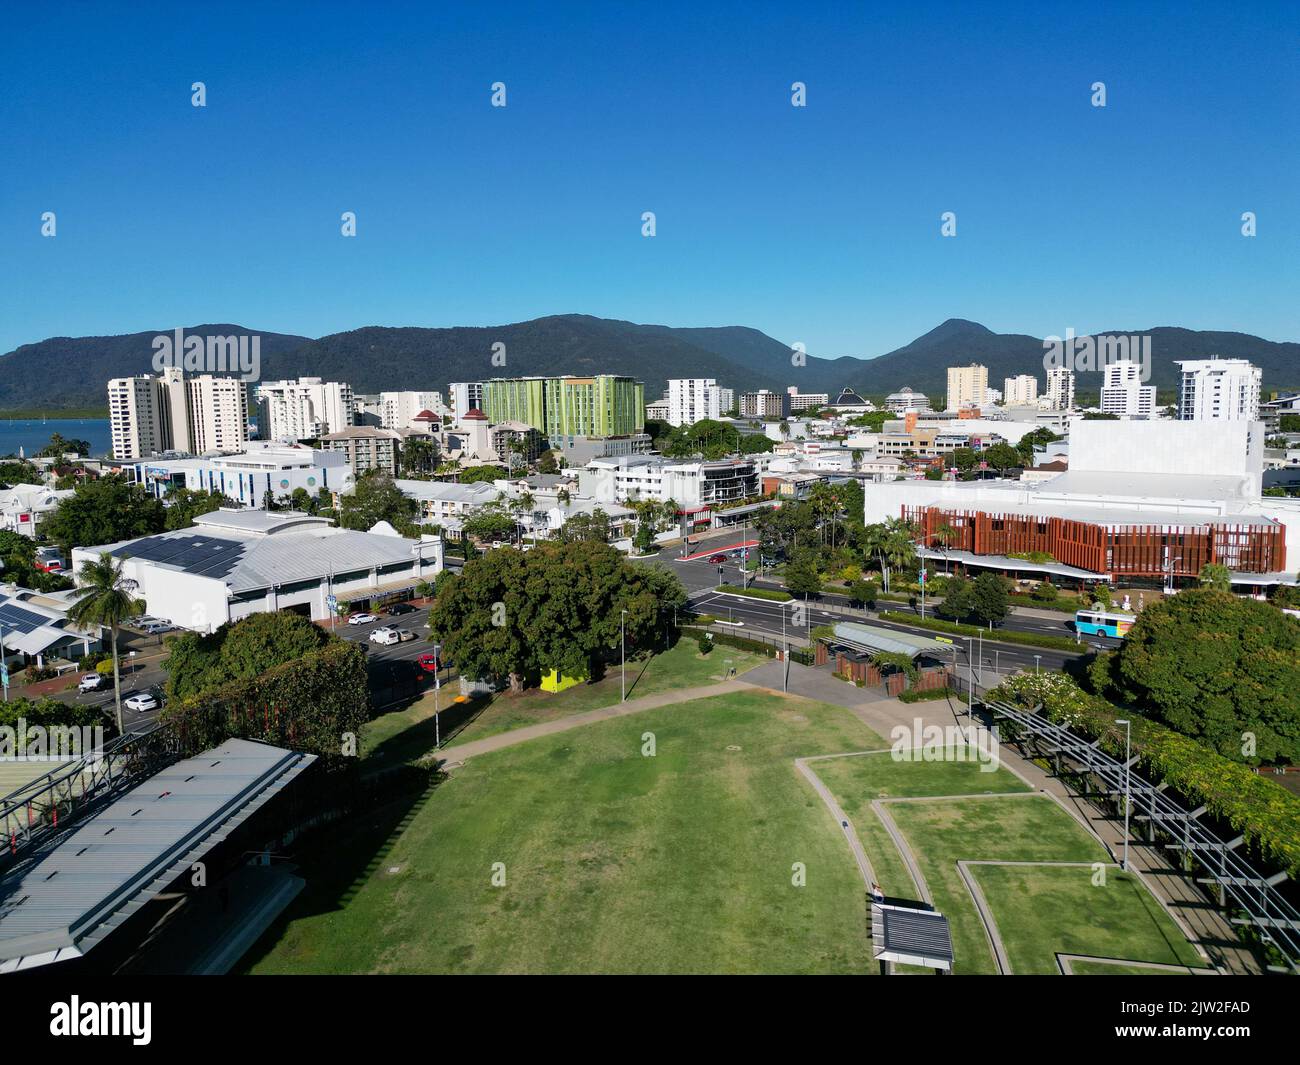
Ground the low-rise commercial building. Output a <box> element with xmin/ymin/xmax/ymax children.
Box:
<box><xmin>71</xmin><ymin>509</ymin><xmax>443</xmax><ymax>631</ymax></box>
<box><xmin>122</xmin><ymin>443</ymin><xmax>353</xmax><ymax>508</ymax></box>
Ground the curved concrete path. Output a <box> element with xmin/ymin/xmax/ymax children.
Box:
<box><xmin>434</xmin><ymin>679</ymin><xmax>751</xmax><ymax>766</ymax></box>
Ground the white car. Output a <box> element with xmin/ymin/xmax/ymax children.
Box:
<box><xmin>348</xmin><ymin>613</ymin><xmax>377</xmax><ymax>626</ymax></box>
<box><xmin>78</xmin><ymin>673</ymin><xmax>106</xmax><ymax>693</ymax></box>
<box><xmin>124</xmin><ymin>692</ymin><xmax>159</xmax><ymax>713</ymax></box>
<box><xmin>369</xmin><ymin>627</ymin><xmax>400</xmax><ymax>646</ymax></box>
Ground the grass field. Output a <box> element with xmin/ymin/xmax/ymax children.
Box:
<box><xmin>814</xmin><ymin>750</ymin><xmax>1031</xmax><ymax>901</ymax></box>
<box><xmin>364</xmin><ymin>640</ymin><xmax>766</xmax><ymax>760</ymax></box>
<box><xmin>244</xmin><ymin>689</ymin><xmax>881</xmax><ymax>974</ymax></box>
<box><xmin>1066</xmin><ymin>959</ymin><xmax>1197</xmax><ymax>976</ymax></box>
<box><xmin>971</xmin><ymin>863</ymin><xmax>1205</xmax><ymax>974</ymax></box>
<box><xmin>814</xmin><ymin>753</ymin><xmax>1202</xmax><ymax>975</ymax></box>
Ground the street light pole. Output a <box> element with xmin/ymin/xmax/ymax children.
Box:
<box><xmin>1115</xmin><ymin>718</ymin><xmax>1132</xmax><ymax>871</ymax></box>
<box><xmin>433</xmin><ymin>641</ymin><xmax>442</xmax><ymax>748</ymax></box>
<box><xmin>1034</xmin><ymin>654</ymin><xmax>1041</xmax><ymax>676</ymax></box>
<box><xmin>620</xmin><ymin>609</ymin><xmax>628</xmax><ymax>702</ymax></box>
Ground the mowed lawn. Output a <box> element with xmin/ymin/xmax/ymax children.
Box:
<box><xmin>971</xmin><ymin>864</ymin><xmax>1205</xmax><ymax>974</ymax></box>
<box><xmin>244</xmin><ymin>690</ymin><xmax>881</xmax><ymax>974</ymax></box>
<box><xmin>890</xmin><ymin>796</ymin><xmax>1121</xmax><ymax>975</ymax></box>
<box><xmin>440</xmin><ymin>640</ymin><xmax>766</xmax><ymax>748</ymax></box>
<box><xmin>814</xmin><ymin>750</ymin><xmax>1031</xmax><ymax>900</ymax></box>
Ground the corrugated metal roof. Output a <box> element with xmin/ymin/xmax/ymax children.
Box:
<box><xmin>830</xmin><ymin>622</ymin><xmax>951</xmax><ymax>658</ymax></box>
<box><xmin>871</xmin><ymin>902</ymin><xmax>954</xmax><ymax>969</ymax></box>
<box><xmin>0</xmin><ymin>738</ymin><xmax>315</xmax><ymax>972</ymax></box>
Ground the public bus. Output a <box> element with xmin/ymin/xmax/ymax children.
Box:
<box><xmin>1073</xmin><ymin>609</ymin><xmax>1137</xmax><ymax>639</ymax></box>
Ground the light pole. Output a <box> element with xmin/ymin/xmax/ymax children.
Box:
<box><xmin>620</xmin><ymin>609</ymin><xmax>628</xmax><ymax>702</ymax></box>
<box><xmin>433</xmin><ymin>642</ymin><xmax>442</xmax><ymax>748</ymax></box>
<box><xmin>781</xmin><ymin>603</ymin><xmax>788</xmax><ymax>692</ymax></box>
<box><xmin>0</xmin><ymin>617</ymin><xmax>8</xmax><ymax>702</ymax></box>
<box><xmin>1115</xmin><ymin>718</ymin><xmax>1132</xmax><ymax>871</ymax></box>
<box><xmin>1034</xmin><ymin>654</ymin><xmax>1041</xmax><ymax>676</ymax></box>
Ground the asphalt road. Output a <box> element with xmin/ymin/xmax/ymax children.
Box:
<box><xmin>631</xmin><ymin>537</ymin><xmax>1120</xmax><ymax>683</ymax></box>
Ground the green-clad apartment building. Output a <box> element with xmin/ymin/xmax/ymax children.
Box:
<box><xmin>482</xmin><ymin>375</ymin><xmax>645</xmax><ymax>446</ymax></box>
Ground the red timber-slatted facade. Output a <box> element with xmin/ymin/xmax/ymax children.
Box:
<box><xmin>904</xmin><ymin>505</ymin><xmax>1285</xmax><ymax>579</ymax></box>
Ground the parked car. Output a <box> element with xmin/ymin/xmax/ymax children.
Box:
<box><xmin>78</xmin><ymin>673</ymin><xmax>106</xmax><ymax>693</ymax></box>
<box><xmin>124</xmin><ymin>691</ymin><xmax>159</xmax><ymax>713</ymax></box>
<box><xmin>707</xmin><ymin>554</ymin><xmax>728</xmax><ymax>564</ymax></box>
<box><xmin>386</xmin><ymin>603</ymin><xmax>416</xmax><ymax>616</ymax></box>
<box><xmin>417</xmin><ymin>654</ymin><xmax>442</xmax><ymax>674</ymax></box>
<box><xmin>142</xmin><ymin>621</ymin><xmax>175</xmax><ymax>635</ymax></box>
<box><xmin>348</xmin><ymin>613</ymin><xmax>377</xmax><ymax>625</ymax></box>
<box><xmin>369</xmin><ymin>627</ymin><xmax>400</xmax><ymax>645</ymax></box>
<box><xmin>394</xmin><ymin>629</ymin><xmax>417</xmax><ymax>642</ymax></box>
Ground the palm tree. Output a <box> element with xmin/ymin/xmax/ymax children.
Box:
<box><xmin>68</xmin><ymin>553</ymin><xmax>143</xmax><ymax>735</ymax></box>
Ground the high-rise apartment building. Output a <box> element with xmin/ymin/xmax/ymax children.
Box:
<box><xmin>667</xmin><ymin>379</ymin><xmax>722</xmax><ymax>427</ymax></box>
<box><xmin>716</xmin><ymin>387</ymin><xmax>736</xmax><ymax>413</ymax></box>
<box><xmin>107</xmin><ymin>369</ymin><xmax>249</xmax><ymax>460</ymax></box>
<box><xmin>1045</xmin><ymin>367</ymin><xmax>1076</xmax><ymax>411</ymax></box>
<box><xmin>1002</xmin><ymin>374</ymin><xmax>1039</xmax><ymax>406</ymax></box>
<box><xmin>1176</xmin><ymin>358</ymin><xmax>1261</xmax><ymax>422</ymax></box>
<box><xmin>481</xmin><ymin>376</ymin><xmax>645</xmax><ymax>444</ymax></box>
<box><xmin>946</xmin><ymin>364</ymin><xmax>988</xmax><ymax>411</ymax></box>
<box><xmin>1100</xmin><ymin>360</ymin><xmax>1156</xmax><ymax>418</ymax></box>
<box><xmin>255</xmin><ymin>377</ymin><xmax>354</xmax><ymax>441</ymax></box>
<box><xmin>786</xmin><ymin>387</ymin><xmax>829</xmax><ymax>411</ymax></box>
<box><xmin>448</xmin><ymin>382</ymin><xmax>485</xmax><ymax>424</ymax></box>
<box><xmin>380</xmin><ymin>390</ymin><xmax>446</xmax><ymax>429</ymax></box>
<box><xmin>739</xmin><ymin>390</ymin><xmax>791</xmax><ymax>418</ymax></box>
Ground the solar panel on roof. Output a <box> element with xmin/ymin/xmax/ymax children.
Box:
<box><xmin>114</xmin><ymin>535</ymin><xmax>244</xmax><ymax>580</ymax></box>
<box><xmin>0</xmin><ymin>604</ymin><xmax>49</xmax><ymax>635</ymax></box>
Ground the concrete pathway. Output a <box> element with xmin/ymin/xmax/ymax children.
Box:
<box><xmin>746</xmin><ymin>669</ymin><xmax>1262</xmax><ymax>974</ymax></box>
<box><xmin>434</xmin><ymin>679</ymin><xmax>752</xmax><ymax>765</ymax></box>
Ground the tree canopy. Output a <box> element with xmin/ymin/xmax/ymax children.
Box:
<box><xmin>43</xmin><ymin>475</ymin><xmax>166</xmax><ymax>549</ymax></box>
<box><xmin>427</xmin><ymin>542</ymin><xmax>687</xmax><ymax>691</ymax></box>
<box><xmin>1113</xmin><ymin>589</ymin><xmax>1300</xmax><ymax>764</ymax></box>
<box><xmin>163</xmin><ymin>610</ymin><xmax>330</xmax><ymax>701</ymax></box>
<box><xmin>337</xmin><ymin>472</ymin><xmax>419</xmax><ymax>533</ymax></box>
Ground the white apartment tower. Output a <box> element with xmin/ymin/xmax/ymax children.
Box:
<box><xmin>946</xmin><ymin>364</ymin><xmax>988</xmax><ymax>411</ymax></box>
<box><xmin>380</xmin><ymin>390</ymin><xmax>447</xmax><ymax>429</ymax></box>
<box><xmin>1100</xmin><ymin>359</ymin><xmax>1156</xmax><ymax>418</ymax></box>
<box><xmin>1176</xmin><ymin>358</ymin><xmax>1261</xmax><ymax>422</ymax></box>
<box><xmin>255</xmin><ymin>377</ymin><xmax>354</xmax><ymax>441</ymax></box>
<box><xmin>667</xmin><ymin>378</ymin><xmax>722</xmax><ymax>427</ymax></box>
<box><xmin>448</xmin><ymin>382</ymin><xmax>485</xmax><ymax>424</ymax></box>
<box><xmin>107</xmin><ymin>369</ymin><xmax>249</xmax><ymax>459</ymax></box>
<box><xmin>1045</xmin><ymin>367</ymin><xmax>1076</xmax><ymax>411</ymax></box>
<box><xmin>1002</xmin><ymin>374</ymin><xmax>1039</xmax><ymax>406</ymax></box>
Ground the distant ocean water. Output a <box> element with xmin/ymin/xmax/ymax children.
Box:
<box><xmin>0</xmin><ymin>418</ymin><xmax>113</xmax><ymax>460</ymax></box>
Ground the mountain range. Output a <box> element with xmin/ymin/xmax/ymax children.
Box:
<box><xmin>2</xmin><ymin>316</ymin><xmax>1296</xmax><ymax>412</ymax></box>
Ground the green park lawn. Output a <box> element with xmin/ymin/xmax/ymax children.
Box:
<box><xmin>814</xmin><ymin>754</ymin><xmax>1202</xmax><ymax>975</ymax></box>
<box><xmin>971</xmin><ymin>863</ymin><xmax>1205</xmax><ymax>974</ymax></box>
<box><xmin>360</xmin><ymin>639</ymin><xmax>763</xmax><ymax>772</ymax></box>
<box><xmin>814</xmin><ymin>749</ymin><xmax>1031</xmax><ymax>901</ymax></box>
<box><xmin>244</xmin><ymin>689</ymin><xmax>881</xmax><ymax>974</ymax></box>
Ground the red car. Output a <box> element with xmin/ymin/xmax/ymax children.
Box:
<box><xmin>417</xmin><ymin>654</ymin><xmax>443</xmax><ymax>674</ymax></box>
<box><xmin>706</xmin><ymin>554</ymin><xmax>728</xmax><ymax>564</ymax></box>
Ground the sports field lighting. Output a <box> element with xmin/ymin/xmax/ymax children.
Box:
<box><xmin>1115</xmin><ymin>718</ymin><xmax>1131</xmax><ymax>871</ymax></box>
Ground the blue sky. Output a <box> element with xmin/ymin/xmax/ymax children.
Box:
<box><xmin>1</xmin><ymin>0</ymin><xmax>1296</xmax><ymax>357</ymax></box>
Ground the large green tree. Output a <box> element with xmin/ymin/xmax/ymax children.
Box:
<box><xmin>163</xmin><ymin>610</ymin><xmax>329</xmax><ymax>700</ymax></box>
<box><xmin>43</xmin><ymin>475</ymin><xmax>166</xmax><ymax>549</ymax></box>
<box><xmin>1115</xmin><ymin>589</ymin><xmax>1300</xmax><ymax>764</ymax></box>
<box><xmin>163</xmin><ymin>488</ymin><xmax>236</xmax><ymax>530</ymax></box>
<box><xmin>337</xmin><ymin>472</ymin><xmax>418</xmax><ymax>532</ymax></box>
<box><xmin>427</xmin><ymin>542</ymin><xmax>686</xmax><ymax>692</ymax></box>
